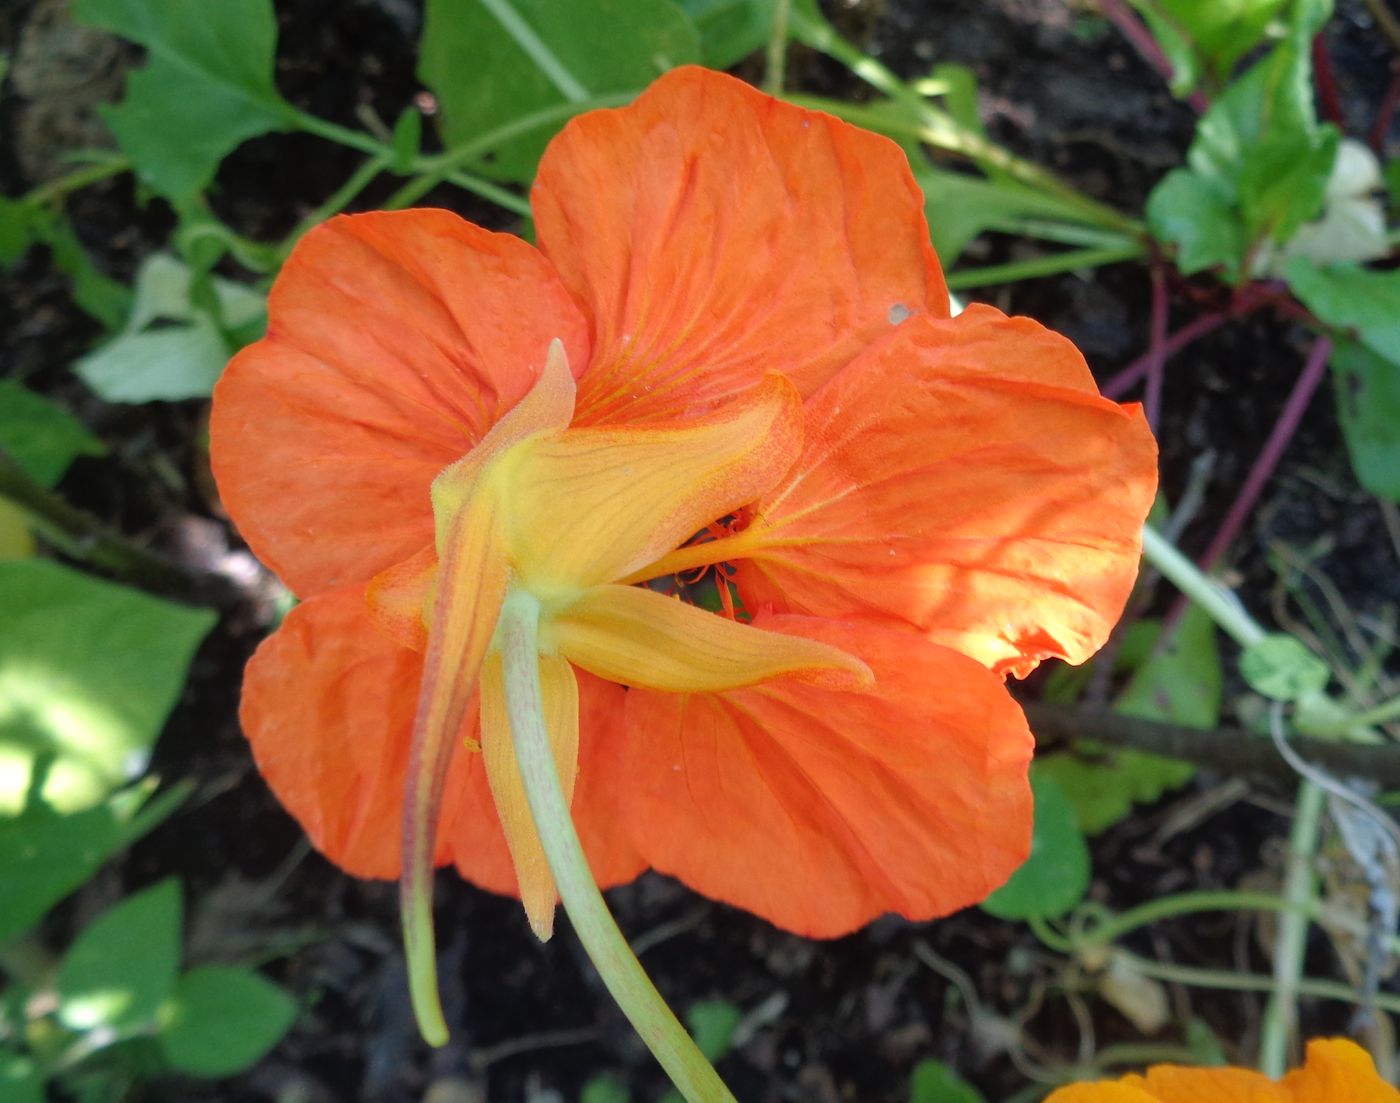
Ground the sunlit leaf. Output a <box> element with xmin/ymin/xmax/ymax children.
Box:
<box><xmin>1240</xmin><ymin>634</ymin><xmax>1330</xmax><ymax>701</ymax></box>
<box><xmin>56</xmin><ymin>879</ymin><xmax>182</xmax><ymax>1031</ymax></box>
<box><xmin>157</xmin><ymin>965</ymin><xmax>296</xmax><ymax>1076</ymax></box>
<box><xmin>0</xmin><ymin>560</ymin><xmax>215</xmax><ymax>815</ymax></box>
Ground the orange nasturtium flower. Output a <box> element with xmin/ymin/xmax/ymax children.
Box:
<box><xmin>1046</xmin><ymin>1038</ymin><xmax>1400</xmax><ymax>1102</ymax></box>
<box><xmin>211</xmin><ymin>65</ymin><xmax>1155</xmax><ymax>1014</ymax></box>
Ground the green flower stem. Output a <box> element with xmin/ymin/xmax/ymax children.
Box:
<box><xmin>765</xmin><ymin>0</ymin><xmax>793</xmax><ymax>93</ymax></box>
<box><xmin>1259</xmin><ymin>779</ymin><xmax>1325</xmax><ymax>1077</ymax></box>
<box><xmin>1139</xmin><ymin>525</ymin><xmax>1266</xmax><ymax>648</ymax></box>
<box><xmin>22</xmin><ymin>156</ymin><xmax>131</xmax><ymax>206</ymax></box>
<box><xmin>946</xmin><ymin>243</ymin><xmax>1146</xmax><ymax>290</ymax></box>
<box><xmin>1306</xmin><ymin>691</ymin><xmax>1400</xmax><ymax>737</ymax></box>
<box><xmin>497</xmin><ymin>592</ymin><xmax>739</xmax><ymax>1103</ymax></box>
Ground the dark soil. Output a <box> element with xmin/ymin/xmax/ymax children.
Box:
<box><xmin>4</xmin><ymin>1</ymin><xmax>1399</xmax><ymax>1101</ymax></box>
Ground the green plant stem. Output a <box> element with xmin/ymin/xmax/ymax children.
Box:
<box><xmin>22</xmin><ymin>157</ymin><xmax>131</xmax><ymax>206</ymax></box>
<box><xmin>1307</xmin><ymin>691</ymin><xmax>1400</xmax><ymax>736</ymax></box>
<box><xmin>785</xmin><ymin>11</ymin><xmax>1142</xmax><ymax>237</ymax></box>
<box><xmin>946</xmin><ymin>242</ymin><xmax>1146</xmax><ymax>289</ymax></box>
<box><xmin>765</xmin><ymin>0</ymin><xmax>793</xmax><ymax>93</ymax></box>
<box><xmin>1259</xmin><ymin>780</ymin><xmax>1325</xmax><ymax>1077</ymax></box>
<box><xmin>497</xmin><ymin>593</ymin><xmax>738</xmax><ymax>1103</ymax></box>
<box><xmin>1111</xmin><ymin>946</ymin><xmax>1400</xmax><ymax>1016</ymax></box>
<box><xmin>480</xmin><ymin>0</ymin><xmax>588</xmax><ymax>102</ymax></box>
<box><xmin>1078</xmin><ymin>890</ymin><xmax>1321</xmax><ymax>947</ymax></box>
<box><xmin>283</xmin><ymin>152</ymin><xmax>392</xmax><ymax>253</ymax></box>
<box><xmin>1140</xmin><ymin>525</ymin><xmax>1266</xmax><ymax>648</ymax></box>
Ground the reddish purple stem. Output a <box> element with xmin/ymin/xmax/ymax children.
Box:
<box><xmin>1098</xmin><ymin>0</ymin><xmax>1209</xmax><ymax>112</ymax></box>
<box><xmin>1312</xmin><ymin>36</ymin><xmax>1347</xmax><ymax>129</ymax></box>
<box><xmin>1197</xmin><ymin>335</ymin><xmax>1335</xmax><ymax>574</ymax></box>
<box><xmin>1103</xmin><ymin>312</ymin><xmax>1227</xmax><ymax>399</ymax></box>
<box><xmin>1371</xmin><ymin>61</ymin><xmax>1400</xmax><ymax>155</ymax></box>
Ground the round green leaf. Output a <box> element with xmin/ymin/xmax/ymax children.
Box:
<box><xmin>981</xmin><ymin>773</ymin><xmax>1089</xmax><ymax>921</ymax></box>
<box><xmin>56</xmin><ymin>879</ymin><xmax>182</xmax><ymax>1031</ymax></box>
<box><xmin>1240</xmin><ymin>634</ymin><xmax>1329</xmax><ymax>701</ymax></box>
<box><xmin>157</xmin><ymin>965</ymin><xmax>296</xmax><ymax>1077</ymax></box>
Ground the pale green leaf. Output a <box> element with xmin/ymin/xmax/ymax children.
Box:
<box><xmin>1240</xmin><ymin>634</ymin><xmax>1330</xmax><ymax>701</ymax></box>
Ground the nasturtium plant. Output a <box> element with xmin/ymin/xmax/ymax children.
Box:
<box><xmin>0</xmin><ymin>783</ymin><xmax>184</xmax><ymax>945</ymax></box>
<box><xmin>1146</xmin><ymin>0</ymin><xmax>1338</xmax><ymax>280</ymax></box>
<box><xmin>419</xmin><ymin>0</ymin><xmax>701</xmax><ymax>182</ymax></box>
<box><xmin>982</xmin><ymin>773</ymin><xmax>1090</xmax><ymax>921</ymax></box>
<box><xmin>76</xmin><ymin>253</ymin><xmax>267</xmax><ymax>403</ymax></box>
<box><xmin>0</xmin><ymin>383</ymin><xmax>105</xmax><ymax>488</ymax></box>
<box><xmin>72</xmin><ymin>0</ymin><xmax>290</xmax><ymax>200</ymax></box>
<box><xmin>55</xmin><ymin>879</ymin><xmax>182</xmax><ymax>1032</ymax></box>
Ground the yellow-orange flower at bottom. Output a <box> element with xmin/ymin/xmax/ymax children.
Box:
<box><xmin>1046</xmin><ymin>1039</ymin><xmax>1399</xmax><ymax>1103</ymax></box>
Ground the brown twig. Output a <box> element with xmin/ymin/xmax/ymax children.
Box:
<box><xmin>1024</xmin><ymin>702</ymin><xmax>1400</xmax><ymax>785</ymax></box>
<box><xmin>0</xmin><ymin>449</ymin><xmax>238</xmax><ymax>608</ymax></box>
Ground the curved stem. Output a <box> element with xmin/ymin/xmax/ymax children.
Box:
<box><xmin>1140</xmin><ymin>525</ymin><xmax>1266</xmax><ymax>648</ymax></box>
<box><xmin>498</xmin><ymin>593</ymin><xmax>738</xmax><ymax>1103</ymax></box>
<box><xmin>1077</xmin><ymin>890</ymin><xmax>1317</xmax><ymax>947</ymax></box>
<box><xmin>1259</xmin><ymin>780</ymin><xmax>1325</xmax><ymax>1077</ymax></box>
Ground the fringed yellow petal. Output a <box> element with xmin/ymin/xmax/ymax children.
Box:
<box><xmin>551</xmin><ymin>584</ymin><xmax>873</xmax><ymax>693</ymax></box>
<box><xmin>401</xmin><ymin>481</ymin><xmax>509</xmax><ymax>1045</ymax></box>
<box><xmin>480</xmin><ymin>647</ymin><xmax>580</xmax><ymax>941</ymax></box>
<box><xmin>502</xmin><ymin>374</ymin><xmax>803</xmax><ymax>590</ymax></box>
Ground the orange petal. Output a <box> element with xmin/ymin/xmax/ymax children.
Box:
<box><xmin>365</xmin><ymin>543</ymin><xmax>437</xmax><ymax>652</ymax></box>
<box><xmin>552</xmin><ymin>584</ymin><xmax>869</xmax><ymax>693</ymax></box>
<box><xmin>620</xmin><ymin>614</ymin><xmax>1033</xmax><ymax>937</ymax></box>
<box><xmin>533</xmin><ymin>66</ymin><xmax>948</xmax><ymax>425</ymax></box>
<box><xmin>1044</xmin><ymin>1039</ymin><xmax>1398</xmax><ymax>1103</ymax></box>
<box><xmin>500</xmin><ymin>374</ymin><xmax>802</xmax><ymax>590</ymax></box>
<box><xmin>210</xmin><ymin>210</ymin><xmax>589</xmax><ymax>597</ymax></box>
<box><xmin>734</xmin><ymin>306</ymin><xmax>1159</xmax><ymax>677</ymax></box>
<box><xmin>479</xmin><ymin>651</ymin><xmax>580</xmax><ymax>940</ymax></box>
<box><xmin>239</xmin><ymin>584</ymin><xmax>475</xmax><ymax>878</ymax></box>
